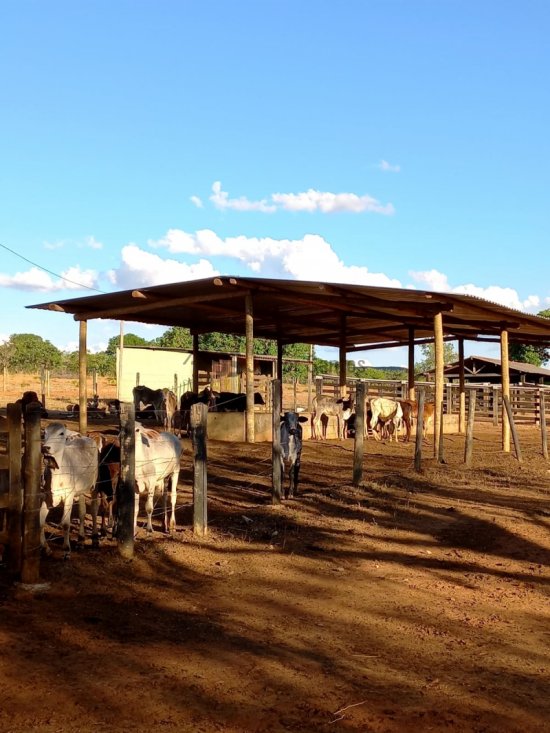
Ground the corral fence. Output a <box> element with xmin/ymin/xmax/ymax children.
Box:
<box><xmin>315</xmin><ymin>375</ymin><xmax>550</xmax><ymax>425</ymax></box>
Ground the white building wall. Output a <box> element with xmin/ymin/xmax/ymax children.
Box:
<box><xmin>116</xmin><ymin>347</ymin><xmax>193</xmax><ymax>402</ymax></box>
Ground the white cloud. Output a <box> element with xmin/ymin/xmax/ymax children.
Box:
<box><xmin>195</xmin><ymin>181</ymin><xmax>394</xmax><ymax>215</ymax></box>
<box><xmin>112</xmin><ymin>244</ymin><xmax>219</xmax><ymax>289</ymax></box>
<box><xmin>272</xmin><ymin>189</ymin><xmax>395</xmax><ymax>214</ymax></box>
<box><xmin>44</xmin><ymin>235</ymin><xmax>103</xmax><ymax>251</ymax></box>
<box><xmin>81</xmin><ymin>236</ymin><xmax>103</xmax><ymax>250</ymax></box>
<box><xmin>378</xmin><ymin>159</ymin><xmax>401</xmax><ymax>173</ymax></box>
<box><xmin>150</xmin><ymin>228</ymin><xmax>402</xmax><ymax>287</ymax></box>
<box><xmin>0</xmin><ymin>265</ymin><xmax>98</xmax><ymax>292</ymax></box>
<box><xmin>190</xmin><ymin>195</ymin><xmax>203</xmax><ymax>208</ymax></box>
<box><xmin>210</xmin><ymin>181</ymin><xmax>276</xmax><ymax>213</ymax></box>
<box><xmin>409</xmin><ymin>269</ymin><xmax>540</xmax><ymax>312</ymax></box>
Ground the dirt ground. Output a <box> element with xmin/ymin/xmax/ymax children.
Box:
<box><xmin>0</xmin><ymin>415</ymin><xmax>549</xmax><ymax>733</ymax></box>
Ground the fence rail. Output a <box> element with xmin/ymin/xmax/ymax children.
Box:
<box><xmin>315</xmin><ymin>375</ymin><xmax>550</xmax><ymax>425</ymax></box>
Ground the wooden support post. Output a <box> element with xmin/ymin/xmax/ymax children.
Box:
<box><xmin>408</xmin><ymin>328</ymin><xmax>416</xmax><ymax>401</ymax></box>
<box><xmin>21</xmin><ymin>402</ymin><xmax>42</xmax><ymax>584</ymax></box>
<box><xmin>174</xmin><ymin>373</ymin><xmax>178</xmax><ymax>396</ymax></box>
<box><xmin>118</xmin><ymin>402</ymin><xmax>135</xmax><ymax>559</ymax></box>
<box><xmin>292</xmin><ymin>378</ymin><xmax>297</xmax><ymax>412</ymax></box>
<box><xmin>117</xmin><ymin>321</ymin><xmax>124</xmax><ymax>400</ymax></box>
<box><xmin>191</xmin><ymin>402</ymin><xmax>208</xmax><ymax>535</ymax></box>
<box><xmin>492</xmin><ymin>385</ymin><xmax>499</xmax><ymax>426</ymax></box>
<box><xmin>192</xmin><ymin>334</ymin><xmax>199</xmax><ymax>393</ymax></box>
<box><xmin>276</xmin><ymin>341</ymin><xmax>283</xmax><ymax>382</ymax></box>
<box><xmin>7</xmin><ymin>402</ymin><xmax>22</xmax><ymax>576</ymax></box>
<box><xmin>245</xmin><ymin>294</ymin><xmax>255</xmax><ymax>443</ymax></box>
<box><xmin>501</xmin><ymin>329</ymin><xmax>510</xmax><ymax>453</ymax></box>
<box><xmin>79</xmin><ymin>319</ymin><xmax>88</xmax><ymax>435</ymax></box>
<box><xmin>353</xmin><ymin>382</ymin><xmax>365</xmax><ymax>487</ymax></box>
<box><xmin>541</xmin><ymin>391</ymin><xmax>548</xmax><ymax>460</ymax></box>
<box><xmin>307</xmin><ymin>344</ymin><xmax>314</xmax><ymax>412</ymax></box>
<box><xmin>272</xmin><ymin>379</ymin><xmax>282</xmax><ymax>505</ymax></box>
<box><xmin>92</xmin><ymin>368</ymin><xmax>98</xmax><ymax>397</ymax></box>
<box><xmin>414</xmin><ymin>389</ymin><xmax>425</xmax><ymax>472</ymax></box>
<box><xmin>339</xmin><ymin>316</ymin><xmax>347</xmax><ymax>399</ymax></box>
<box><xmin>503</xmin><ymin>396</ymin><xmax>522</xmax><ymax>462</ymax></box>
<box><xmin>438</xmin><ymin>402</ymin><xmax>445</xmax><ymax>464</ymax></box>
<box><xmin>433</xmin><ymin>312</ymin><xmax>444</xmax><ymax>459</ymax></box>
<box><xmin>464</xmin><ymin>389</ymin><xmax>476</xmax><ymax>466</ymax></box>
<box><xmin>458</xmin><ymin>339</ymin><xmax>465</xmax><ymax>434</ymax></box>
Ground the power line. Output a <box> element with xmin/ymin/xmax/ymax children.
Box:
<box><xmin>0</xmin><ymin>241</ymin><xmax>106</xmax><ymax>293</ymax></box>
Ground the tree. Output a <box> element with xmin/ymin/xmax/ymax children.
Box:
<box><xmin>8</xmin><ymin>333</ymin><xmax>62</xmax><ymax>372</ymax></box>
<box><xmin>508</xmin><ymin>309</ymin><xmax>550</xmax><ymax>366</ymax></box>
<box><xmin>106</xmin><ymin>333</ymin><xmax>152</xmax><ymax>355</ymax></box>
<box><xmin>415</xmin><ymin>342</ymin><xmax>458</xmax><ymax>377</ymax></box>
<box><xmin>155</xmin><ymin>327</ymin><xmax>193</xmax><ymax>349</ymax></box>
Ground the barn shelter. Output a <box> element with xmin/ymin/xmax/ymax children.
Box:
<box><xmin>422</xmin><ymin>355</ymin><xmax>550</xmax><ymax>386</ymax></box>
<box><xmin>28</xmin><ymin>275</ymin><xmax>550</xmax><ymax>453</ymax></box>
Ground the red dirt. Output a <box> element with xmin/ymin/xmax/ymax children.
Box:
<box><xmin>1</xmin><ymin>415</ymin><xmax>549</xmax><ymax>732</ymax></box>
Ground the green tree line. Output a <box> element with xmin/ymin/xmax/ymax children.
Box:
<box><xmin>1</xmin><ymin>312</ymin><xmax>548</xmax><ymax>383</ymax></box>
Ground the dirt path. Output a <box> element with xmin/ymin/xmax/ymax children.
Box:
<box><xmin>1</xmin><ymin>425</ymin><xmax>549</xmax><ymax>732</ymax></box>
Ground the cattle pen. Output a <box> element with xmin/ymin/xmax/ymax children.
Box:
<box><xmin>1</xmin><ymin>404</ymin><xmax>549</xmax><ymax>733</ymax></box>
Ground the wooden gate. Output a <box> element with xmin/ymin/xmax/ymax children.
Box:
<box><xmin>0</xmin><ymin>404</ymin><xmax>23</xmax><ymax>575</ymax></box>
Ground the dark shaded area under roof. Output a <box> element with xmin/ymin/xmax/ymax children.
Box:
<box><xmin>28</xmin><ymin>276</ymin><xmax>550</xmax><ymax>352</ymax></box>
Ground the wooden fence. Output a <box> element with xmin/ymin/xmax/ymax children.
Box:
<box><xmin>315</xmin><ymin>375</ymin><xmax>550</xmax><ymax>425</ymax></box>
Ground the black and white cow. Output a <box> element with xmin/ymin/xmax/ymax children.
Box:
<box><xmin>280</xmin><ymin>411</ymin><xmax>308</xmax><ymax>499</ymax></box>
<box><xmin>133</xmin><ymin>385</ymin><xmax>166</xmax><ymax>422</ymax></box>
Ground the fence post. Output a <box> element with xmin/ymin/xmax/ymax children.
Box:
<box><xmin>118</xmin><ymin>402</ymin><xmax>135</xmax><ymax>559</ymax></box>
<box><xmin>315</xmin><ymin>375</ymin><xmax>323</xmax><ymax>398</ymax></box>
<box><xmin>503</xmin><ymin>396</ymin><xmax>523</xmax><ymax>463</ymax></box>
<box><xmin>40</xmin><ymin>367</ymin><xmax>46</xmax><ymax>409</ymax></box>
<box><xmin>353</xmin><ymin>382</ymin><xmax>365</xmax><ymax>486</ymax></box>
<box><xmin>464</xmin><ymin>389</ymin><xmax>476</xmax><ymax>466</ymax></box>
<box><xmin>191</xmin><ymin>402</ymin><xmax>208</xmax><ymax>536</ymax></box>
<box><xmin>492</xmin><ymin>386</ymin><xmax>499</xmax><ymax>426</ymax></box>
<box><xmin>7</xmin><ymin>402</ymin><xmax>23</xmax><ymax>576</ymax></box>
<box><xmin>174</xmin><ymin>373</ymin><xmax>178</xmax><ymax>396</ymax></box>
<box><xmin>92</xmin><ymin>368</ymin><xmax>98</xmax><ymax>397</ymax></box>
<box><xmin>21</xmin><ymin>402</ymin><xmax>42</xmax><ymax>584</ymax></box>
<box><xmin>541</xmin><ymin>392</ymin><xmax>548</xmax><ymax>460</ymax></box>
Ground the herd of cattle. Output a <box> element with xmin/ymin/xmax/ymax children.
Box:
<box><xmin>10</xmin><ymin>386</ymin><xmax>433</xmax><ymax>557</ymax></box>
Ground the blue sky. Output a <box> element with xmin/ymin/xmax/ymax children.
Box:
<box><xmin>1</xmin><ymin>1</ymin><xmax>549</xmax><ymax>366</ymax></box>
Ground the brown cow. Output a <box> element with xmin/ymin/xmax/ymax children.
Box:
<box><xmin>399</xmin><ymin>400</ymin><xmax>435</xmax><ymax>441</ymax></box>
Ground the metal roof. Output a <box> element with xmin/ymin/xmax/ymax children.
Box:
<box><xmin>28</xmin><ymin>275</ymin><xmax>550</xmax><ymax>352</ymax></box>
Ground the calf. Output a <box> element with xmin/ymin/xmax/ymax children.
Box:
<box><xmin>41</xmin><ymin>422</ymin><xmax>99</xmax><ymax>557</ymax></box>
<box><xmin>134</xmin><ymin>422</ymin><xmax>182</xmax><ymax>534</ymax></box>
<box><xmin>280</xmin><ymin>412</ymin><xmax>308</xmax><ymax>499</ymax></box>
<box><xmin>311</xmin><ymin>395</ymin><xmax>354</xmax><ymax>440</ymax></box>
<box><xmin>400</xmin><ymin>399</ymin><xmax>435</xmax><ymax>440</ymax></box>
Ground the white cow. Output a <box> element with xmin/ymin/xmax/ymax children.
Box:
<box><xmin>368</xmin><ymin>397</ymin><xmax>404</xmax><ymax>442</ymax></box>
<box><xmin>41</xmin><ymin>422</ymin><xmax>99</xmax><ymax>557</ymax></box>
<box><xmin>134</xmin><ymin>422</ymin><xmax>182</xmax><ymax>534</ymax></box>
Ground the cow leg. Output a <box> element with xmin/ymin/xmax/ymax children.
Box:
<box><xmin>39</xmin><ymin>502</ymin><xmax>52</xmax><ymax>555</ymax></box>
<box><xmin>76</xmin><ymin>494</ymin><xmax>86</xmax><ymax>546</ymax></box>
<box><xmin>145</xmin><ymin>490</ymin><xmax>154</xmax><ymax>533</ymax></box>
<box><xmin>134</xmin><ymin>492</ymin><xmax>141</xmax><ymax>536</ymax></box>
<box><xmin>90</xmin><ymin>489</ymin><xmax>100</xmax><ymax>548</ymax></box>
<box><xmin>370</xmin><ymin>415</ymin><xmax>381</xmax><ymax>440</ymax></box>
<box><xmin>163</xmin><ymin>471</ymin><xmax>179</xmax><ymax>533</ymax></box>
<box><xmin>60</xmin><ymin>498</ymin><xmax>76</xmax><ymax>559</ymax></box>
<box><xmin>290</xmin><ymin>459</ymin><xmax>300</xmax><ymax>499</ymax></box>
